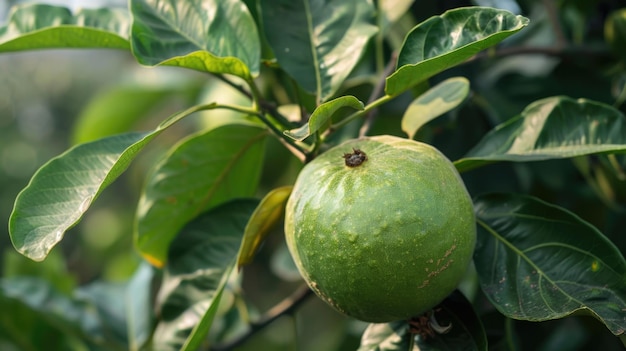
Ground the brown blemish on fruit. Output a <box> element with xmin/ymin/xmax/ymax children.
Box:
<box><xmin>418</xmin><ymin>244</ymin><xmax>458</xmax><ymax>289</ymax></box>
<box><xmin>343</xmin><ymin>148</ymin><xmax>367</xmax><ymax>167</ymax></box>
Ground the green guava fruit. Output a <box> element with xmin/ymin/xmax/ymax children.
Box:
<box><xmin>284</xmin><ymin>135</ymin><xmax>476</xmax><ymax>322</ymax></box>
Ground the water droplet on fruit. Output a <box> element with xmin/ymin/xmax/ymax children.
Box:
<box><xmin>348</xmin><ymin>233</ymin><xmax>358</xmax><ymax>243</ymax></box>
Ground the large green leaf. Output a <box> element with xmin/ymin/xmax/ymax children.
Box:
<box><xmin>153</xmin><ymin>199</ymin><xmax>257</xmax><ymax>351</ymax></box>
<box><xmin>401</xmin><ymin>77</ymin><xmax>469</xmax><ymax>139</ymax></box>
<box><xmin>9</xmin><ymin>132</ymin><xmax>155</xmax><ymax>261</ymax></box>
<box><xmin>454</xmin><ymin>96</ymin><xmax>626</xmax><ymax>172</ymax></box>
<box><xmin>0</xmin><ymin>4</ymin><xmax>129</xmax><ymax>52</ymax></box>
<box><xmin>9</xmin><ymin>104</ymin><xmax>216</xmax><ymax>262</ymax></box>
<box><xmin>284</xmin><ymin>96</ymin><xmax>364</xmax><ymax>141</ymax></box>
<box><xmin>130</xmin><ymin>0</ymin><xmax>260</xmax><ymax>78</ymax></box>
<box><xmin>474</xmin><ymin>193</ymin><xmax>626</xmax><ymax>337</ymax></box>
<box><xmin>261</xmin><ymin>0</ymin><xmax>378</xmax><ymax>102</ymax></box>
<box><xmin>135</xmin><ymin>124</ymin><xmax>267</xmax><ymax>267</ymax></box>
<box><xmin>385</xmin><ymin>7</ymin><xmax>528</xmax><ymax>96</ymax></box>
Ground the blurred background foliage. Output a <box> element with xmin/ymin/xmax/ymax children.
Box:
<box><xmin>1</xmin><ymin>0</ymin><xmax>626</xmax><ymax>350</ymax></box>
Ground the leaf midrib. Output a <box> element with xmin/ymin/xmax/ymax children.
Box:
<box><xmin>477</xmin><ymin>218</ymin><xmax>589</xmax><ymax>317</ymax></box>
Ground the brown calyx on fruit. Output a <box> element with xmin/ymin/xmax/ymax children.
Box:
<box><xmin>343</xmin><ymin>148</ymin><xmax>367</xmax><ymax>167</ymax></box>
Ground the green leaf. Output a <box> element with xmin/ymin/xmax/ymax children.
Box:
<box><xmin>0</xmin><ymin>4</ymin><xmax>130</xmax><ymax>52</ymax></box>
<box><xmin>135</xmin><ymin>124</ymin><xmax>267</xmax><ymax>267</ymax></box>
<box><xmin>474</xmin><ymin>193</ymin><xmax>626</xmax><ymax>337</ymax></box>
<box><xmin>385</xmin><ymin>7</ymin><xmax>528</xmax><ymax>96</ymax></box>
<box><xmin>130</xmin><ymin>0</ymin><xmax>260</xmax><ymax>78</ymax></box>
<box><xmin>9</xmin><ymin>131</ymin><xmax>155</xmax><ymax>261</ymax></box>
<box><xmin>401</xmin><ymin>77</ymin><xmax>469</xmax><ymax>139</ymax></box>
<box><xmin>454</xmin><ymin>96</ymin><xmax>626</xmax><ymax>172</ymax></box>
<box><xmin>153</xmin><ymin>199</ymin><xmax>257</xmax><ymax>351</ymax></box>
<box><xmin>284</xmin><ymin>96</ymin><xmax>364</xmax><ymax>141</ymax></box>
<box><xmin>9</xmin><ymin>104</ymin><xmax>216</xmax><ymax>262</ymax></box>
<box><xmin>261</xmin><ymin>0</ymin><xmax>378</xmax><ymax>102</ymax></box>
<box><xmin>237</xmin><ymin>186</ymin><xmax>293</xmax><ymax>268</ymax></box>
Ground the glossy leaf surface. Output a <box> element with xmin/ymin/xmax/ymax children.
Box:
<box><xmin>284</xmin><ymin>96</ymin><xmax>364</xmax><ymax>141</ymax></box>
<box><xmin>455</xmin><ymin>96</ymin><xmax>626</xmax><ymax>172</ymax></box>
<box><xmin>261</xmin><ymin>0</ymin><xmax>378</xmax><ymax>101</ymax></box>
<box><xmin>9</xmin><ymin>104</ymin><xmax>217</xmax><ymax>262</ymax></box>
<box><xmin>386</xmin><ymin>7</ymin><xmax>528</xmax><ymax>96</ymax></box>
<box><xmin>0</xmin><ymin>4</ymin><xmax>129</xmax><ymax>52</ymax></box>
<box><xmin>474</xmin><ymin>193</ymin><xmax>626</xmax><ymax>336</ymax></box>
<box><xmin>153</xmin><ymin>200</ymin><xmax>257</xmax><ymax>351</ymax></box>
<box><xmin>402</xmin><ymin>77</ymin><xmax>469</xmax><ymax>139</ymax></box>
<box><xmin>130</xmin><ymin>0</ymin><xmax>260</xmax><ymax>78</ymax></box>
<box><xmin>136</xmin><ymin>124</ymin><xmax>267</xmax><ymax>266</ymax></box>
<box><xmin>237</xmin><ymin>186</ymin><xmax>293</xmax><ymax>267</ymax></box>
<box><xmin>9</xmin><ymin>132</ymin><xmax>155</xmax><ymax>261</ymax></box>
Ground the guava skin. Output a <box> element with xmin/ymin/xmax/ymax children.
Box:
<box><xmin>284</xmin><ymin>135</ymin><xmax>476</xmax><ymax>323</ymax></box>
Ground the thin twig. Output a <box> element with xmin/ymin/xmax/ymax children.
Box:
<box><xmin>211</xmin><ymin>284</ymin><xmax>314</xmax><ymax>351</ymax></box>
<box><xmin>358</xmin><ymin>51</ymin><xmax>398</xmax><ymax>137</ymax></box>
<box><xmin>212</xmin><ymin>73</ymin><xmax>294</xmax><ymax>129</ymax></box>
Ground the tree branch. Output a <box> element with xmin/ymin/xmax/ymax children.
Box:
<box><xmin>211</xmin><ymin>284</ymin><xmax>314</xmax><ymax>351</ymax></box>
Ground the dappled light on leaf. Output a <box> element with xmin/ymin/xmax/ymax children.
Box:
<box><xmin>130</xmin><ymin>0</ymin><xmax>260</xmax><ymax>78</ymax></box>
<box><xmin>455</xmin><ymin>96</ymin><xmax>626</xmax><ymax>172</ymax></box>
<box><xmin>386</xmin><ymin>7</ymin><xmax>528</xmax><ymax>96</ymax></box>
<box><xmin>402</xmin><ymin>77</ymin><xmax>469</xmax><ymax>139</ymax></box>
